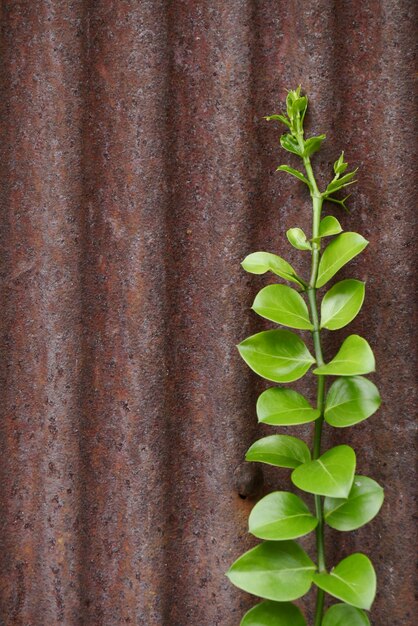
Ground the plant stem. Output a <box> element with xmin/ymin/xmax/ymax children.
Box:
<box><xmin>302</xmin><ymin>150</ymin><xmax>327</xmax><ymax>626</ymax></box>
<box><xmin>308</xmin><ymin>286</ymin><xmax>327</xmax><ymax>626</ymax></box>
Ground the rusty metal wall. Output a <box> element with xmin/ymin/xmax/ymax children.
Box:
<box><xmin>0</xmin><ymin>1</ymin><xmax>416</xmax><ymax>625</ymax></box>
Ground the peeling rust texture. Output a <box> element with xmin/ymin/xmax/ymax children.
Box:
<box><xmin>0</xmin><ymin>1</ymin><xmax>416</xmax><ymax>625</ymax></box>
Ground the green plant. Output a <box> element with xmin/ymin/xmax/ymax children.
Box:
<box><xmin>226</xmin><ymin>87</ymin><xmax>383</xmax><ymax>626</ymax></box>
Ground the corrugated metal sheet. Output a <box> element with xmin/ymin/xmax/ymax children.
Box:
<box><xmin>0</xmin><ymin>1</ymin><xmax>416</xmax><ymax>624</ymax></box>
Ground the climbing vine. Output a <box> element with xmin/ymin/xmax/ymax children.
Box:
<box><xmin>227</xmin><ymin>87</ymin><xmax>383</xmax><ymax>626</ymax></box>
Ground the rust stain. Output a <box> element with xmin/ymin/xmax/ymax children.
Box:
<box><xmin>0</xmin><ymin>1</ymin><xmax>416</xmax><ymax>625</ymax></box>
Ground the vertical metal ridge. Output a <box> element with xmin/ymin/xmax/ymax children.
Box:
<box><xmin>160</xmin><ymin>3</ymin><xmax>262</xmax><ymax>623</ymax></box>
<box><xmin>76</xmin><ymin>2</ymin><xmax>175</xmax><ymax>624</ymax></box>
<box><xmin>0</xmin><ymin>2</ymin><xmax>85</xmax><ymax>623</ymax></box>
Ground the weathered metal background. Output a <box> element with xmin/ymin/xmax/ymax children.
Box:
<box><xmin>0</xmin><ymin>1</ymin><xmax>416</xmax><ymax>624</ymax></box>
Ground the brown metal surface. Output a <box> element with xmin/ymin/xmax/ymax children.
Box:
<box><xmin>0</xmin><ymin>1</ymin><xmax>416</xmax><ymax>624</ymax></box>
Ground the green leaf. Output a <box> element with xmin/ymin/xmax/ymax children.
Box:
<box><xmin>276</xmin><ymin>165</ymin><xmax>311</xmax><ymax>187</ymax></box>
<box><xmin>333</xmin><ymin>152</ymin><xmax>349</xmax><ymax>176</ymax></box>
<box><xmin>325</xmin><ymin>169</ymin><xmax>358</xmax><ymax>195</ymax></box>
<box><xmin>246</xmin><ymin>434</ymin><xmax>311</xmax><ymax>468</ymax></box>
<box><xmin>324</xmin><ymin>475</ymin><xmax>384</xmax><ymax>531</ymax></box>
<box><xmin>241</xmin><ymin>601</ymin><xmax>307</xmax><ymax>626</ymax></box>
<box><xmin>325</xmin><ymin>376</ymin><xmax>381</xmax><ymax>427</ymax></box>
<box><xmin>318</xmin><ymin>215</ymin><xmax>343</xmax><ymax>239</ymax></box>
<box><xmin>303</xmin><ymin>134</ymin><xmax>326</xmax><ymax>157</ymax></box>
<box><xmin>280</xmin><ymin>133</ymin><xmax>303</xmax><ymax>156</ymax></box>
<box><xmin>265</xmin><ymin>114</ymin><xmax>291</xmax><ymax>128</ymax></box>
<box><xmin>286</xmin><ymin>90</ymin><xmax>297</xmax><ymax>117</ymax></box>
<box><xmin>226</xmin><ymin>540</ymin><xmax>316</xmax><ymax>602</ymax></box>
<box><xmin>249</xmin><ymin>491</ymin><xmax>318</xmax><ymax>540</ymax></box>
<box><xmin>241</xmin><ymin>252</ymin><xmax>305</xmax><ymax>286</ymax></box>
<box><xmin>257</xmin><ymin>387</ymin><xmax>320</xmax><ymax>426</ymax></box>
<box><xmin>252</xmin><ymin>284</ymin><xmax>313</xmax><ymax>330</ymax></box>
<box><xmin>291</xmin><ymin>445</ymin><xmax>356</xmax><ymax>498</ymax></box>
<box><xmin>320</xmin><ymin>279</ymin><xmax>365</xmax><ymax>330</ymax></box>
<box><xmin>286</xmin><ymin>227</ymin><xmax>312</xmax><ymax>251</ymax></box>
<box><xmin>286</xmin><ymin>88</ymin><xmax>306</xmax><ymax>120</ymax></box>
<box><xmin>316</xmin><ymin>232</ymin><xmax>368</xmax><ymax>288</ymax></box>
<box><xmin>238</xmin><ymin>330</ymin><xmax>315</xmax><ymax>383</ymax></box>
<box><xmin>323</xmin><ymin>603</ymin><xmax>370</xmax><ymax>626</ymax></box>
<box><xmin>313</xmin><ymin>553</ymin><xmax>376</xmax><ymax>610</ymax></box>
<box><xmin>291</xmin><ymin>96</ymin><xmax>308</xmax><ymax>118</ymax></box>
<box><xmin>326</xmin><ymin>194</ymin><xmax>351</xmax><ymax>213</ymax></box>
<box><xmin>313</xmin><ymin>335</ymin><xmax>375</xmax><ymax>376</ymax></box>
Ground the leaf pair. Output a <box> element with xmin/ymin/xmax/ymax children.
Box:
<box><xmin>238</xmin><ymin>330</ymin><xmax>375</xmax><ymax>383</ymax></box>
<box><xmin>280</xmin><ymin>133</ymin><xmax>326</xmax><ymax>159</ymax></box>
<box><xmin>252</xmin><ymin>279</ymin><xmax>365</xmax><ymax>331</ymax></box>
<box><xmin>245</xmin><ymin>480</ymin><xmax>383</xmax><ymax>538</ymax></box>
<box><xmin>253</xmin><ymin>376</ymin><xmax>380</xmax><ymax>430</ymax></box>
<box><xmin>243</xmin><ymin>230</ymin><xmax>368</xmax><ymax>292</ymax></box>
<box><xmin>286</xmin><ymin>217</ymin><xmax>346</xmax><ymax>248</ymax></box>
<box><xmin>240</xmin><ymin>601</ymin><xmax>370</xmax><ymax>626</ymax></box>
<box><xmin>227</xmin><ymin>542</ymin><xmax>376</xmax><ymax>610</ymax></box>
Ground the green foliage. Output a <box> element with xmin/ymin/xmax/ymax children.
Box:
<box><xmin>333</xmin><ymin>152</ymin><xmax>349</xmax><ymax>176</ymax></box>
<box><xmin>241</xmin><ymin>251</ymin><xmax>305</xmax><ymax>286</ymax></box>
<box><xmin>324</xmin><ymin>376</ymin><xmax>381</xmax><ymax>427</ymax></box>
<box><xmin>246</xmin><ymin>434</ymin><xmax>311</xmax><ymax>468</ymax></box>
<box><xmin>325</xmin><ymin>169</ymin><xmax>358</xmax><ymax>196</ymax></box>
<box><xmin>304</xmin><ymin>134</ymin><xmax>326</xmax><ymax>157</ymax></box>
<box><xmin>317</xmin><ymin>215</ymin><xmax>343</xmax><ymax>239</ymax></box>
<box><xmin>320</xmin><ymin>279</ymin><xmax>365</xmax><ymax>330</ymax></box>
<box><xmin>252</xmin><ymin>284</ymin><xmax>313</xmax><ymax>329</ymax></box>
<box><xmin>226</xmin><ymin>541</ymin><xmax>316</xmax><ymax>602</ymax></box>
<box><xmin>313</xmin><ymin>335</ymin><xmax>375</xmax><ymax>376</ymax></box>
<box><xmin>276</xmin><ymin>164</ymin><xmax>311</xmax><ymax>188</ymax></box>
<box><xmin>257</xmin><ymin>387</ymin><xmax>320</xmax><ymax>426</ymax></box>
<box><xmin>281</xmin><ymin>133</ymin><xmax>304</xmax><ymax>156</ymax></box>
<box><xmin>313</xmin><ymin>554</ymin><xmax>376</xmax><ymax>610</ymax></box>
<box><xmin>249</xmin><ymin>491</ymin><xmax>318</xmax><ymax>540</ymax></box>
<box><xmin>229</xmin><ymin>87</ymin><xmax>383</xmax><ymax>625</ymax></box>
<box><xmin>316</xmin><ymin>233</ymin><xmax>368</xmax><ymax>288</ymax></box>
<box><xmin>322</xmin><ymin>603</ymin><xmax>370</xmax><ymax>626</ymax></box>
<box><xmin>291</xmin><ymin>445</ymin><xmax>356</xmax><ymax>498</ymax></box>
<box><xmin>324</xmin><ymin>476</ymin><xmax>384</xmax><ymax>530</ymax></box>
<box><xmin>237</xmin><ymin>329</ymin><xmax>315</xmax><ymax>382</ymax></box>
<box><xmin>287</xmin><ymin>227</ymin><xmax>312</xmax><ymax>251</ymax></box>
<box><xmin>241</xmin><ymin>601</ymin><xmax>307</xmax><ymax>626</ymax></box>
